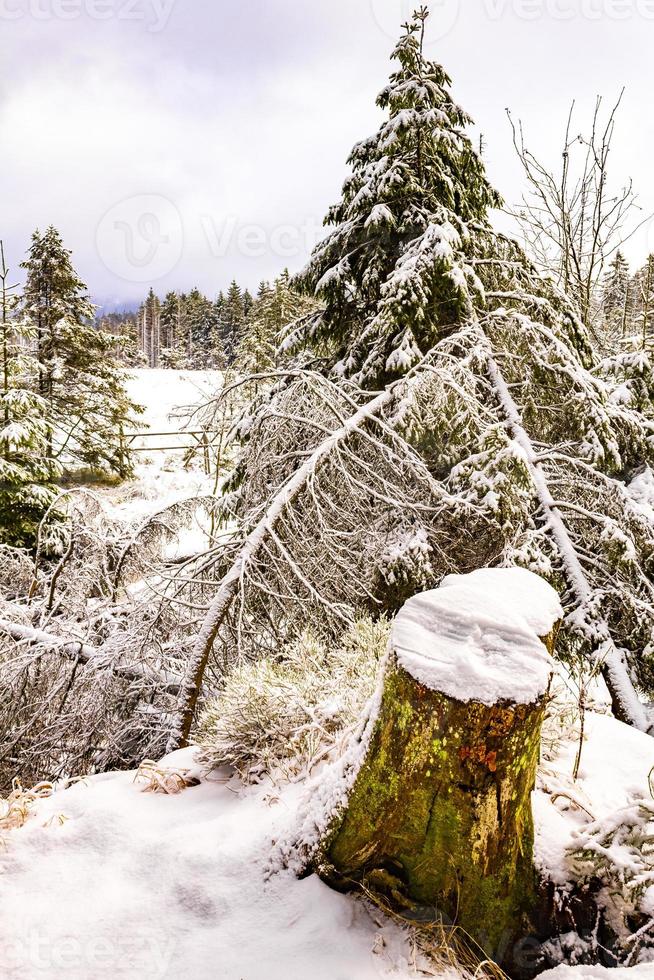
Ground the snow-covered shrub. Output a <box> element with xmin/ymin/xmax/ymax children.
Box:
<box><xmin>536</xmin><ymin>675</ymin><xmax>654</xmax><ymax>966</ymax></box>
<box><xmin>569</xmin><ymin>796</ymin><xmax>654</xmax><ymax>964</ymax></box>
<box><xmin>599</xmin><ymin>348</ymin><xmax>654</xmax><ymax>417</ymax></box>
<box><xmin>197</xmin><ymin>617</ymin><xmax>389</xmax><ymax>780</ymax></box>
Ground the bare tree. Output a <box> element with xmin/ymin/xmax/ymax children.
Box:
<box><xmin>507</xmin><ymin>93</ymin><xmax>647</xmax><ymax>347</ymax></box>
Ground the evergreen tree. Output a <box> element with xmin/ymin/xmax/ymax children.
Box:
<box><xmin>235</xmin><ymin>272</ymin><xmax>319</xmax><ymax>374</ymax></box>
<box><xmin>21</xmin><ymin>226</ymin><xmax>140</xmax><ymax>478</ymax></box>
<box><xmin>242</xmin><ymin>288</ymin><xmax>254</xmax><ymax>319</ymax></box>
<box><xmin>633</xmin><ymin>255</ymin><xmax>654</xmax><ymax>348</ymax></box>
<box><xmin>0</xmin><ymin>242</ymin><xmax>58</xmax><ymax>546</ymax></box>
<box><xmin>160</xmin><ymin>291</ymin><xmax>181</xmax><ymax>353</ymax></box>
<box><xmin>217</xmin><ymin>281</ymin><xmax>246</xmax><ymax>362</ymax></box>
<box><xmin>235</xmin><ymin>281</ymin><xmax>275</xmax><ymax>374</ymax></box>
<box><xmin>137</xmin><ymin>288</ymin><xmax>161</xmax><ymax>367</ymax></box>
<box><xmin>220</xmin><ymin>8</ymin><xmax>654</xmax><ymax>735</ymax></box>
<box><xmin>291</xmin><ymin>7</ymin><xmax>503</xmax><ymax>386</ymax></box>
<box><xmin>183</xmin><ymin>288</ymin><xmax>225</xmax><ymax>369</ymax></box>
<box><xmin>601</xmin><ymin>250</ymin><xmax>632</xmax><ymax>343</ymax></box>
<box><xmin>97</xmin><ymin>311</ymin><xmax>141</xmax><ymax>368</ymax></box>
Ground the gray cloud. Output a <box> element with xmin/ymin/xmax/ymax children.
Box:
<box><xmin>1</xmin><ymin>0</ymin><xmax>652</xmax><ymax>305</ymax></box>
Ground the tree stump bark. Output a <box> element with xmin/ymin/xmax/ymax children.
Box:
<box><xmin>315</xmin><ymin>568</ymin><xmax>561</xmax><ymax>972</ymax></box>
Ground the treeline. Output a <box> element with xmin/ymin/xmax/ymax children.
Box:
<box><xmin>601</xmin><ymin>250</ymin><xmax>654</xmax><ymax>347</ymax></box>
<box><xmin>102</xmin><ymin>271</ymin><xmax>317</xmax><ymax>372</ymax></box>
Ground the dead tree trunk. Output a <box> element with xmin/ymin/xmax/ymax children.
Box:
<box><xmin>315</xmin><ymin>568</ymin><xmax>561</xmax><ymax>971</ymax></box>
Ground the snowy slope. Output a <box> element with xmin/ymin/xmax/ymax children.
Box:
<box><xmin>534</xmin><ymin>710</ymin><xmax>654</xmax><ymax>887</ymax></box>
<box><xmin>0</xmin><ymin>751</ymin><xmax>421</xmax><ymax>980</ymax></box>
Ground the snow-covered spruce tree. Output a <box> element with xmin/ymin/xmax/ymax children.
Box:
<box><xmin>216</xmin><ymin>281</ymin><xmax>246</xmax><ymax>363</ymax></box>
<box><xmin>181</xmin><ymin>288</ymin><xmax>224</xmax><ymax>369</ymax></box>
<box><xmin>168</xmin><ymin>8</ymin><xmax>654</xmax><ymax>748</ymax></box>
<box><xmin>136</xmin><ymin>288</ymin><xmax>161</xmax><ymax>367</ymax></box>
<box><xmin>159</xmin><ymin>290</ymin><xmax>180</xmax><ymax>354</ymax></box>
<box><xmin>601</xmin><ymin>250</ymin><xmax>632</xmax><ymax>344</ymax></box>
<box><xmin>235</xmin><ymin>281</ymin><xmax>275</xmax><ymax>374</ymax></box>
<box><xmin>0</xmin><ymin>242</ymin><xmax>58</xmax><ymax>547</ymax></box>
<box><xmin>235</xmin><ymin>272</ymin><xmax>319</xmax><ymax>375</ymax></box>
<box><xmin>633</xmin><ymin>254</ymin><xmax>654</xmax><ymax>348</ymax></box>
<box><xmin>21</xmin><ymin>226</ymin><xmax>140</xmax><ymax>478</ymax></box>
<box><xmin>287</xmin><ymin>8</ymin><xmax>503</xmax><ymax>385</ymax></box>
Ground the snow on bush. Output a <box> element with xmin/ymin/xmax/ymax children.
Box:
<box><xmin>197</xmin><ymin>617</ymin><xmax>389</xmax><ymax>780</ymax></box>
<box><xmin>536</xmin><ymin>678</ymin><xmax>654</xmax><ymax>967</ymax></box>
<box><xmin>377</xmin><ymin>523</ymin><xmax>434</xmax><ymax>590</ymax></box>
<box><xmin>568</xmin><ymin>795</ymin><xmax>654</xmax><ymax>964</ymax></box>
<box><xmin>0</xmin><ymin>546</ymin><xmax>33</xmax><ymax>598</ymax></box>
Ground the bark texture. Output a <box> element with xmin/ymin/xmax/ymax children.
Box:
<box><xmin>317</xmin><ymin>628</ymin><xmax>557</xmax><ymax>970</ymax></box>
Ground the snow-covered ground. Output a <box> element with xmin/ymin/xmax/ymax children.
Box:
<box><xmin>125</xmin><ymin>369</ymin><xmax>222</xmax><ymax>453</ymax></box>
<box><xmin>0</xmin><ymin>750</ymin><xmax>422</xmax><ymax>980</ymax></box>
<box><xmin>2</xmin><ymin>709</ymin><xmax>654</xmax><ymax>980</ymax></box>
<box><xmin>535</xmin><ymin>709</ymin><xmax>654</xmax><ymax>889</ymax></box>
<box><xmin>2</xmin><ymin>373</ymin><xmax>653</xmax><ymax>979</ymax></box>
<box><xmin>102</xmin><ymin>369</ymin><xmax>222</xmax><ymax>528</ymax></box>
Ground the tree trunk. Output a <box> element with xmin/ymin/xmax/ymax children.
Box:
<box><xmin>314</xmin><ymin>569</ymin><xmax>560</xmax><ymax>973</ymax></box>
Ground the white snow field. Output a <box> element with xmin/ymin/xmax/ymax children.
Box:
<box><xmin>1</xmin><ymin>709</ymin><xmax>654</xmax><ymax>980</ymax></box>
<box><xmin>124</xmin><ymin>369</ymin><xmax>222</xmax><ymax>453</ymax></box>
<box><xmin>0</xmin><ymin>750</ymin><xmax>422</xmax><ymax>980</ymax></box>
<box><xmin>102</xmin><ymin>369</ymin><xmax>222</xmax><ymax>528</ymax></box>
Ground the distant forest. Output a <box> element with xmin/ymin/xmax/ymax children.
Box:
<box><xmin>98</xmin><ymin>271</ymin><xmax>318</xmax><ymax>372</ymax></box>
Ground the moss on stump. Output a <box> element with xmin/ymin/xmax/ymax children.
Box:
<box><xmin>315</xmin><ymin>574</ymin><xmax>559</xmax><ymax>972</ymax></box>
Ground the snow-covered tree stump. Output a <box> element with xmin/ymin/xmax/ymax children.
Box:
<box><xmin>317</xmin><ymin>568</ymin><xmax>561</xmax><ymax>968</ymax></box>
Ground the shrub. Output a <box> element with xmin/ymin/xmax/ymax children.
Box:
<box><xmin>196</xmin><ymin>617</ymin><xmax>389</xmax><ymax>781</ymax></box>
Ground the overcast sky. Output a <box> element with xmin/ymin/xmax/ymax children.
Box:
<box><xmin>2</xmin><ymin>0</ymin><xmax>653</xmax><ymax>308</ymax></box>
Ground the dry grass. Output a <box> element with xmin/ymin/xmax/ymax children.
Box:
<box><xmin>0</xmin><ymin>778</ymin><xmax>53</xmax><ymax>832</ymax></box>
<box><xmin>359</xmin><ymin>883</ymin><xmax>509</xmax><ymax>979</ymax></box>
<box><xmin>134</xmin><ymin>759</ymin><xmax>199</xmax><ymax>795</ymax></box>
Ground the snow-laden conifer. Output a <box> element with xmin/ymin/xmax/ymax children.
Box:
<box><xmin>160</xmin><ymin>10</ymin><xmax>654</xmax><ymax>742</ymax></box>
<box><xmin>21</xmin><ymin>226</ymin><xmax>140</xmax><ymax>478</ymax></box>
<box><xmin>0</xmin><ymin>242</ymin><xmax>57</xmax><ymax>546</ymax></box>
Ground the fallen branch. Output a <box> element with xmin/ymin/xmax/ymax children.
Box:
<box><xmin>168</xmin><ymin>376</ymin><xmax>408</xmax><ymax>750</ymax></box>
<box><xmin>0</xmin><ymin>619</ymin><xmax>182</xmax><ymax>695</ymax></box>
<box><xmin>486</xmin><ymin>344</ymin><xmax>651</xmax><ymax>733</ymax></box>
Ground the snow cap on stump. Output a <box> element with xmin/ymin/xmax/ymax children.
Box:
<box><xmin>391</xmin><ymin>567</ymin><xmax>562</xmax><ymax>706</ymax></box>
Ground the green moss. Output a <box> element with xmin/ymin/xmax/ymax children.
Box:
<box><xmin>320</xmin><ymin>660</ymin><xmax>546</xmax><ymax>960</ymax></box>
